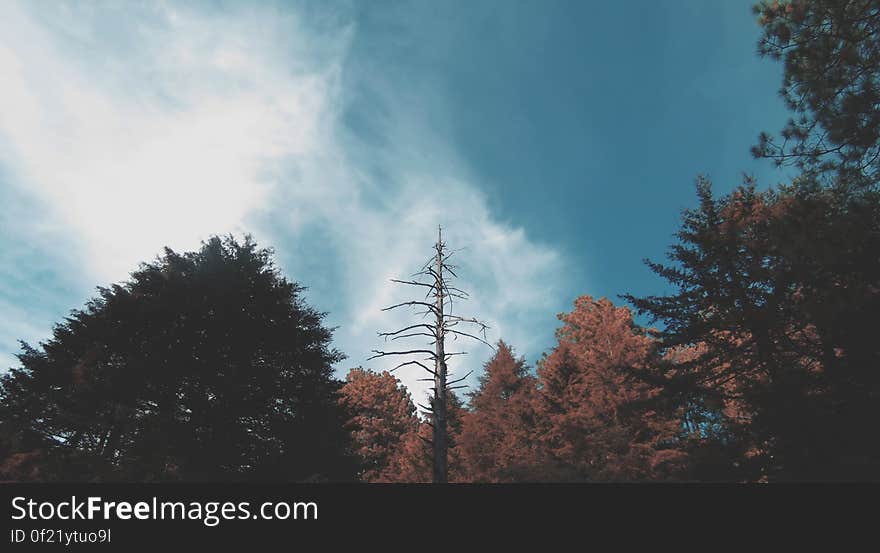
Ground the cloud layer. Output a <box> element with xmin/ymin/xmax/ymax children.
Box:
<box><xmin>0</xmin><ymin>1</ymin><xmax>570</xmax><ymax>404</ymax></box>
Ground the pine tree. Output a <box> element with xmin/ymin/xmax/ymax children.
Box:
<box><xmin>535</xmin><ymin>297</ymin><xmax>686</xmax><ymax>481</ymax></box>
<box><xmin>458</xmin><ymin>341</ymin><xmax>546</xmax><ymax>482</ymax></box>
<box><xmin>626</xmin><ymin>179</ymin><xmax>880</xmax><ymax>480</ymax></box>
<box><xmin>752</xmin><ymin>0</ymin><xmax>880</xmax><ymax>189</ymax></box>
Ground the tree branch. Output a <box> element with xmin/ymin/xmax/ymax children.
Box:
<box><xmin>368</xmin><ymin>349</ymin><xmax>438</xmax><ymax>361</ymax></box>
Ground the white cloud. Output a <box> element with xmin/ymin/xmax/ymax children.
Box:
<box><xmin>0</xmin><ymin>2</ymin><xmax>346</xmax><ymax>279</ymax></box>
<box><xmin>0</xmin><ymin>1</ymin><xmax>571</xmax><ymax>405</ymax></box>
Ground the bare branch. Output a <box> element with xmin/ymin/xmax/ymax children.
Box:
<box><xmin>378</xmin><ymin>324</ymin><xmax>437</xmax><ymax>339</ymax></box>
<box><xmin>414</xmin><ymin>267</ymin><xmax>440</xmax><ymax>283</ymax></box>
<box><xmin>368</xmin><ymin>349</ymin><xmax>438</xmax><ymax>360</ymax></box>
<box><xmin>390</xmin><ymin>278</ymin><xmax>435</xmax><ymax>289</ymax></box>
<box><xmin>388</xmin><ymin>332</ymin><xmax>437</xmax><ymax>342</ymax></box>
<box><xmin>381</xmin><ymin>301</ymin><xmax>440</xmax><ymax>315</ymax></box>
<box><xmin>370</xmin><ymin>226</ymin><xmax>489</xmax><ymax>484</ymax></box>
<box><xmin>390</xmin><ymin>360</ymin><xmax>436</xmax><ymax>375</ymax></box>
<box><xmin>444</xmin><ymin>314</ymin><xmax>489</xmax><ymax>326</ymax></box>
<box><xmin>447</xmin><ymin>329</ymin><xmax>494</xmax><ymax>348</ymax></box>
<box><xmin>446</xmin><ymin>370</ymin><xmax>473</xmax><ymax>386</ymax></box>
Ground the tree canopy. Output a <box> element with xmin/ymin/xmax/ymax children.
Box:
<box><xmin>0</xmin><ymin>236</ymin><xmax>358</xmax><ymax>481</ymax></box>
<box><xmin>457</xmin><ymin>341</ymin><xmax>546</xmax><ymax>482</ymax></box>
<box><xmin>753</xmin><ymin>0</ymin><xmax>880</xmax><ymax>189</ymax></box>
<box><xmin>339</xmin><ymin>368</ymin><xmax>419</xmax><ymax>482</ymax></box>
<box><xmin>626</xmin><ymin>179</ymin><xmax>880</xmax><ymax>480</ymax></box>
<box><xmin>535</xmin><ymin>297</ymin><xmax>687</xmax><ymax>481</ymax></box>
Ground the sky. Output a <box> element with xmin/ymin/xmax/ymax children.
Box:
<box><xmin>0</xmin><ymin>0</ymin><xmax>792</xmax><ymax>405</ymax></box>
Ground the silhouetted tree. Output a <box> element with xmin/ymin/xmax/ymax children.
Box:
<box><xmin>339</xmin><ymin>368</ymin><xmax>419</xmax><ymax>482</ymax></box>
<box><xmin>624</xmin><ymin>0</ymin><xmax>880</xmax><ymax>481</ymax></box>
<box><xmin>626</xmin><ymin>179</ymin><xmax>880</xmax><ymax>480</ymax></box>
<box><xmin>752</xmin><ymin>0</ymin><xmax>880</xmax><ymax>189</ymax></box>
<box><xmin>0</xmin><ymin>235</ymin><xmax>358</xmax><ymax>481</ymax></box>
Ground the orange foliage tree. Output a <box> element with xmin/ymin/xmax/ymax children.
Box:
<box><xmin>457</xmin><ymin>341</ymin><xmax>548</xmax><ymax>482</ymax></box>
<box><xmin>339</xmin><ymin>368</ymin><xmax>419</xmax><ymax>482</ymax></box>
<box><xmin>535</xmin><ymin>297</ymin><xmax>686</xmax><ymax>481</ymax></box>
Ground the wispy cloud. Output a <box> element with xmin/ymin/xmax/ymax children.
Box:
<box><xmin>0</xmin><ymin>1</ymin><xmax>571</xmax><ymax>403</ymax></box>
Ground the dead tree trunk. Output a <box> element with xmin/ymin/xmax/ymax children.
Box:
<box><xmin>370</xmin><ymin>225</ymin><xmax>490</xmax><ymax>483</ymax></box>
<box><xmin>432</xmin><ymin>227</ymin><xmax>448</xmax><ymax>482</ymax></box>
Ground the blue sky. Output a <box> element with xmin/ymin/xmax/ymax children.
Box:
<box><xmin>0</xmin><ymin>0</ymin><xmax>790</xmax><ymax>403</ymax></box>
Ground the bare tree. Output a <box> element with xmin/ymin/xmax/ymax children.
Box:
<box><xmin>369</xmin><ymin>226</ymin><xmax>491</xmax><ymax>483</ymax></box>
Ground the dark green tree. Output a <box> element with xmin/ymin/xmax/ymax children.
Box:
<box><xmin>626</xmin><ymin>178</ymin><xmax>880</xmax><ymax>481</ymax></box>
<box><xmin>624</xmin><ymin>0</ymin><xmax>880</xmax><ymax>483</ymax></box>
<box><xmin>752</xmin><ymin>0</ymin><xmax>880</xmax><ymax>189</ymax></box>
<box><xmin>0</xmin><ymin>235</ymin><xmax>358</xmax><ymax>481</ymax></box>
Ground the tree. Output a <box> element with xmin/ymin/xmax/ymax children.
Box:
<box><xmin>626</xmin><ymin>178</ymin><xmax>880</xmax><ymax>480</ymax></box>
<box><xmin>339</xmin><ymin>368</ymin><xmax>419</xmax><ymax>482</ymax></box>
<box><xmin>752</xmin><ymin>0</ymin><xmax>880</xmax><ymax>189</ymax></box>
<box><xmin>457</xmin><ymin>341</ymin><xmax>547</xmax><ymax>482</ymax></box>
<box><xmin>535</xmin><ymin>297</ymin><xmax>686</xmax><ymax>481</ymax></box>
<box><xmin>382</xmin><ymin>391</ymin><xmax>467</xmax><ymax>483</ymax></box>
<box><xmin>369</xmin><ymin>226</ymin><xmax>491</xmax><ymax>483</ymax></box>
<box><xmin>623</xmin><ymin>1</ymin><xmax>880</xmax><ymax>482</ymax></box>
<box><xmin>0</xmin><ymin>235</ymin><xmax>358</xmax><ymax>481</ymax></box>
<box><xmin>660</xmin><ymin>343</ymin><xmax>756</xmax><ymax>482</ymax></box>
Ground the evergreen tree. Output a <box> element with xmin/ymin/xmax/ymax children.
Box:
<box><xmin>458</xmin><ymin>341</ymin><xmax>546</xmax><ymax>482</ymax></box>
<box><xmin>753</xmin><ymin>0</ymin><xmax>880</xmax><ymax>189</ymax></box>
<box><xmin>339</xmin><ymin>368</ymin><xmax>419</xmax><ymax>482</ymax></box>
<box><xmin>535</xmin><ymin>297</ymin><xmax>686</xmax><ymax>481</ymax></box>
<box><xmin>626</xmin><ymin>179</ymin><xmax>880</xmax><ymax>480</ymax></box>
<box><xmin>0</xmin><ymin>236</ymin><xmax>358</xmax><ymax>481</ymax></box>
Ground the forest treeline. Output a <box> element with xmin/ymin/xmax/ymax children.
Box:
<box><xmin>1</xmin><ymin>0</ymin><xmax>878</xmax><ymax>482</ymax></box>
